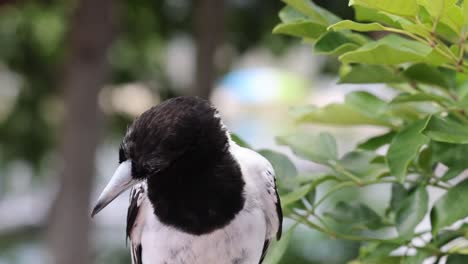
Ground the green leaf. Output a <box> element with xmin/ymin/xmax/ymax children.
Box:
<box><xmin>278</xmin><ymin>6</ymin><xmax>309</xmax><ymax>22</ymax></box>
<box><xmin>337</xmin><ymin>151</ymin><xmax>388</xmax><ymax>179</ymax></box>
<box><xmin>403</xmin><ymin>64</ymin><xmax>451</xmax><ymax>88</ymax></box>
<box><xmin>434</xmin><ymin>224</ymin><xmax>468</xmax><ymax>247</ymax></box>
<box><xmin>314</xmin><ymin>31</ymin><xmax>359</xmax><ymax>56</ymax></box>
<box><xmin>463</xmin><ymin>0</ymin><xmax>468</xmax><ymax>31</ymax></box>
<box><xmin>446</xmin><ymin>254</ymin><xmax>468</xmax><ymax>264</ymax></box>
<box><xmin>281</xmin><ymin>183</ymin><xmax>313</xmax><ymax>206</ymax></box>
<box><xmin>365</xmin><ymin>257</ymin><xmax>405</xmax><ymax>264</ymax></box>
<box><xmin>424</xmin><ymin>45</ymin><xmax>454</xmax><ymax>66</ymax></box>
<box><xmin>339</xmin><ymin>64</ymin><xmax>405</xmax><ymax>84</ymax></box>
<box><xmin>401</xmin><ymin>22</ymin><xmax>432</xmax><ymax>39</ymax></box>
<box><xmin>282</xmin><ymin>0</ymin><xmax>340</xmax><ymax>25</ymax></box>
<box><xmin>319</xmin><ymin>43</ymin><xmax>360</xmax><ymax>56</ymax></box>
<box><xmin>281</xmin><ymin>173</ymin><xmax>335</xmax><ymax>187</ymax></box>
<box><xmin>306</xmin><ymin>187</ymin><xmax>316</xmax><ymax>205</ymax></box>
<box><xmin>353</xmin><ymin>257</ymin><xmax>404</xmax><ymax>264</ymax></box>
<box><xmin>441</xmin><ymin>166</ymin><xmax>465</xmax><ymax>181</ymax></box>
<box><xmin>431</xmin><ymin>141</ymin><xmax>468</xmax><ymax>169</ymax></box>
<box><xmin>258</xmin><ymin>149</ymin><xmax>298</xmax><ymax>179</ymax></box>
<box><xmin>441</xmin><ymin>4</ymin><xmax>462</xmax><ymax>35</ymax></box>
<box><xmin>340</xmin><ymin>35</ymin><xmax>432</xmax><ymax>65</ymax></box>
<box><xmin>324</xmin><ymin>201</ymin><xmax>384</xmax><ymax>230</ymax></box>
<box><xmin>345</xmin><ymin>91</ymin><xmax>388</xmax><ymax>118</ymax></box>
<box><xmin>434</xmin><ymin>23</ymin><xmax>459</xmax><ymax>43</ymax></box>
<box><xmin>417</xmin><ymin>0</ymin><xmax>454</xmax><ymax>18</ymax></box>
<box><xmin>357</xmin><ymin>131</ymin><xmax>396</xmax><ymax>150</ymax></box>
<box><xmin>273</xmin><ymin>21</ymin><xmax>326</xmax><ymax>39</ymax></box>
<box><xmin>350</xmin><ymin>0</ymin><xmax>418</xmax><ymax>16</ymax></box>
<box><xmin>359</xmin><ymin>242</ymin><xmax>400</xmax><ymax>260</ymax></box>
<box><xmin>401</xmin><ymin>250</ymin><xmax>431</xmax><ymax>264</ymax></box>
<box><xmin>387</xmin><ymin>14</ymin><xmax>432</xmax><ymax>38</ymax></box>
<box><xmin>389</xmin><ymin>183</ymin><xmax>410</xmax><ymax>213</ymax></box>
<box><xmin>354</xmin><ymin>6</ymin><xmax>401</xmax><ymax>27</ymax></box>
<box><xmin>366</xmin><ymin>11</ymin><xmax>432</xmax><ymax>38</ymax></box>
<box><xmin>288</xmin><ymin>198</ymin><xmax>307</xmax><ymax>211</ymax></box>
<box><xmin>423</xmin><ymin>115</ymin><xmax>468</xmax><ymax>144</ymax></box>
<box><xmin>346</xmin><ymin>32</ymin><xmax>372</xmax><ymax>45</ymax></box>
<box><xmin>395</xmin><ymin>187</ymin><xmax>429</xmax><ymax>237</ymax></box>
<box><xmin>350</xmin><ymin>91</ymin><xmax>402</xmax><ymax>126</ymax></box>
<box><xmin>455</xmin><ymin>95</ymin><xmax>468</xmax><ymax>112</ymax></box>
<box><xmin>263</xmin><ymin>224</ymin><xmax>298</xmax><ymax>264</ymax></box>
<box><xmin>290</xmin><ymin>104</ymin><xmax>392</xmax><ymax>126</ymax></box>
<box><xmin>456</xmin><ymin>74</ymin><xmax>468</xmax><ymax>94</ymax></box>
<box><xmin>388</xmin><ymin>103</ymin><xmax>427</xmax><ymax>122</ymax></box>
<box><xmin>387</xmin><ymin>119</ymin><xmax>430</xmax><ymax>182</ymax></box>
<box><xmin>431</xmin><ymin>178</ymin><xmax>468</xmax><ymax>233</ymax></box>
<box><xmin>390</xmin><ymin>93</ymin><xmax>450</xmax><ymax>105</ymax></box>
<box><xmin>328</xmin><ymin>20</ymin><xmax>386</xmax><ymax>32</ymax></box>
<box><xmin>419</xmin><ymin>0</ymin><xmax>462</xmax><ymax>34</ymax></box>
<box><xmin>276</xmin><ymin>132</ymin><xmax>338</xmax><ymax>164</ymax></box>
<box><xmin>417</xmin><ymin>146</ymin><xmax>433</xmax><ymax>173</ymax></box>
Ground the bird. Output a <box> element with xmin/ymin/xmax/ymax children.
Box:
<box><xmin>91</xmin><ymin>96</ymin><xmax>282</xmax><ymax>264</ymax></box>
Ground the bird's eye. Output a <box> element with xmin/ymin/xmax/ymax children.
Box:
<box><xmin>119</xmin><ymin>145</ymin><xmax>127</xmax><ymax>164</ymax></box>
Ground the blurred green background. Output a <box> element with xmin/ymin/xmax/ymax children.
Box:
<box><xmin>0</xmin><ymin>0</ymin><xmax>369</xmax><ymax>263</ymax></box>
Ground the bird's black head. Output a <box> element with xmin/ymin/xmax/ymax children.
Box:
<box><xmin>111</xmin><ymin>96</ymin><xmax>245</xmax><ymax>235</ymax></box>
<box><xmin>119</xmin><ymin>96</ymin><xmax>230</xmax><ymax>180</ymax></box>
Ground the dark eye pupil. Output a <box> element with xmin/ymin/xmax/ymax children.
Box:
<box><xmin>119</xmin><ymin>146</ymin><xmax>126</xmax><ymax>163</ymax></box>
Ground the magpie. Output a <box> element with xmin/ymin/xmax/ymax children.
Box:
<box><xmin>91</xmin><ymin>96</ymin><xmax>282</xmax><ymax>264</ymax></box>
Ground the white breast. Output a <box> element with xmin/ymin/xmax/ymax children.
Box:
<box><xmin>134</xmin><ymin>196</ymin><xmax>266</xmax><ymax>264</ymax></box>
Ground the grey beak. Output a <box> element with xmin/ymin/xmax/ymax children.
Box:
<box><xmin>91</xmin><ymin>160</ymin><xmax>135</xmax><ymax>217</ymax></box>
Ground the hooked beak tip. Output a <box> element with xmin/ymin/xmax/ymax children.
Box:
<box><xmin>91</xmin><ymin>160</ymin><xmax>134</xmax><ymax>219</ymax></box>
<box><xmin>91</xmin><ymin>202</ymin><xmax>103</xmax><ymax>218</ymax></box>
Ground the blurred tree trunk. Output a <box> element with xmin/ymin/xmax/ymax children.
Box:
<box><xmin>193</xmin><ymin>0</ymin><xmax>226</xmax><ymax>99</ymax></box>
<box><xmin>47</xmin><ymin>0</ymin><xmax>115</xmax><ymax>264</ymax></box>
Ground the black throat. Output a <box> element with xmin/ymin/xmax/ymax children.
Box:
<box><xmin>146</xmin><ymin>143</ymin><xmax>245</xmax><ymax>235</ymax></box>
<box><xmin>123</xmin><ymin>97</ymin><xmax>246</xmax><ymax>235</ymax></box>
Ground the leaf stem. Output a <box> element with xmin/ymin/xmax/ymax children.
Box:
<box><xmin>289</xmin><ymin>211</ymin><xmax>442</xmax><ymax>255</ymax></box>
<box><xmin>329</xmin><ymin>161</ymin><xmax>363</xmax><ymax>185</ymax></box>
<box><xmin>310</xmin><ymin>181</ymin><xmax>355</xmax><ymax>213</ymax></box>
<box><xmin>309</xmin><ymin>176</ymin><xmax>449</xmax><ymax>218</ymax></box>
<box><xmin>383</xmin><ymin>27</ymin><xmax>458</xmax><ymax>68</ymax></box>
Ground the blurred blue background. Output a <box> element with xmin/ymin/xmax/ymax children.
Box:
<box><xmin>0</xmin><ymin>0</ymin><xmax>382</xmax><ymax>263</ymax></box>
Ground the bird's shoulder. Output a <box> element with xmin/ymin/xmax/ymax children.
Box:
<box><xmin>229</xmin><ymin>142</ymin><xmax>274</xmax><ymax>185</ymax></box>
<box><xmin>229</xmin><ymin>142</ymin><xmax>282</xmax><ymax>241</ymax></box>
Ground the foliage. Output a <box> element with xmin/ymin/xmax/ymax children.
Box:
<box><xmin>269</xmin><ymin>0</ymin><xmax>468</xmax><ymax>263</ymax></box>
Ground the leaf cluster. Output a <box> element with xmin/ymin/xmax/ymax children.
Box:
<box><xmin>269</xmin><ymin>0</ymin><xmax>468</xmax><ymax>263</ymax></box>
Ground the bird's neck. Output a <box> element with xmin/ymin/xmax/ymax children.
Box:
<box><xmin>146</xmin><ymin>146</ymin><xmax>245</xmax><ymax>235</ymax></box>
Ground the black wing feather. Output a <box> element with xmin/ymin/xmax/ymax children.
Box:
<box><xmin>259</xmin><ymin>170</ymin><xmax>283</xmax><ymax>263</ymax></box>
<box><xmin>259</xmin><ymin>239</ymin><xmax>270</xmax><ymax>264</ymax></box>
<box><xmin>127</xmin><ymin>185</ymin><xmax>144</xmax><ymax>264</ymax></box>
<box><xmin>133</xmin><ymin>244</ymin><xmax>143</xmax><ymax>264</ymax></box>
<box><xmin>274</xmin><ymin>183</ymin><xmax>283</xmax><ymax>240</ymax></box>
<box><xmin>126</xmin><ymin>186</ymin><xmax>143</xmax><ymax>239</ymax></box>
